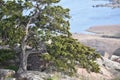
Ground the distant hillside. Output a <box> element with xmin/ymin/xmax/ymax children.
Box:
<box><xmin>86</xmin><ymin>25</ymin><xmax>120</xmax><ymax>38</ymax></box>
<box><xmin>87</xmin><ymin>24</ymin><xmax>120</xmax><ymax>34</ymax></box>
<box><xmin>72</xmin><ymin>33</ymin><xmax>120</xmax><ymax>58</ymax></box>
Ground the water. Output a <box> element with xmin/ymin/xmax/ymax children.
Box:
<box><xmin>59</xmin><ymin>0</ymin><xmax>120</xmax><ymax>33</ymax></box>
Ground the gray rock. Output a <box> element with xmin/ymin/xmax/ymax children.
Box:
<box><xmin>111</xmin><ymin>55</ymin><xmax>120</xmax><ymax>60</ymax></box>
<box><xmin>113</xmin><ymin>48</ymin><xmax>120</xmax><ymax>56</ymax></box>
<box><xmin>111</xmin><ymin>55</ymin><xmax>120</xmax><ymax>63</ymax></box>
<box><xmin>96</xmin><ymin>57</ymin><xmax>120</xmax><ymax>77</ymax></box>
<box><xmin>0</xmin><ymin>69</ymin><xmax>15</xmax><ymax>80</ymax></box>
<box><xmin>18</xmin><ymin>71</ymin><xmax>79</xmax><ymax>80</ymax></box>
<box><xmin>18</xmin><ymin>71</ymin><xmax>50</xmax><ymax>80</ymax></box>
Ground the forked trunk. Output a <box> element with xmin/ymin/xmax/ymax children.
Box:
<box><xmin>17</xmin><ymin>11</ymin><xmax>37</xmax><ymax>73</ymax></box>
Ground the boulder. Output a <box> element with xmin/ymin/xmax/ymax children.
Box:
<box><xmin>96</xmin><ymin>57</ymin><xmax>120</xmax><ymax>77</ymax></box>
<box><xmin>111</xmin><ymin>55</ymin><xmax>120</xmax><ymax>63</ymax></box>
<box><xmin>18</xmin><ymin>71</ymin><xmax>50</xmax><ymax>80</ymax></box>
<box><xmin>0</xmin><ymin>69</ymin><xmax>15</xmax><ymax>80</ymax></box>
<box><xmin>111</xmin><ymin>55</ymin><xmax>120</xmax><ymax>60</ymax></box>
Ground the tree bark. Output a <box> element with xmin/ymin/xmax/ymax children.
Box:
<box><xmin>17</xmin><ymin>42</ymin><xmax>28</xmax><ymax>73</ymax></box>
<box><xmin>17</xmin><ymin>17</ymin><xmax>31</xmax><ymax>73</ymax></box>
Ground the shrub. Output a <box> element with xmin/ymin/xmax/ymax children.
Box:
<box><xmin>5</xmin><ymin>65</ymin><xmax>18</xmax><ymax>72</ymax></box>
<box><xmin>0</xmin><ymin>49</ymin><xmax>15</xmax><ymax>63</ymax></box>
<box><xmin>41</xmin><ymin>36</ymin><xmax>100</xmax><ymax>75</ymax></box>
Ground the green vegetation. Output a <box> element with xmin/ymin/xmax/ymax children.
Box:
<box><xmin>0</xmin><ymin>49</ymin><xmax>18</xmax><ymax>71</ymax></box>
<box><xmin>0</xmin><ymin>49</ymin><xmax>15</xmax><ymax>64</ymax></box>
<box><xmin>42</xmin><ymin>36</ymin><xmax>100</xmax><ymax>75</ymax></box>
<box><xmin>0</xmin><ymin>0</ymin><xmax>71</xmax><ymax>73</ymax></box>
<box><xmin>0</xmin><ymin>0</ymin><xmax>100</xmax><ymax>75</ymax></box>
<box><xmin>5</xmin><ymin>65</ymin><xmax>18</xmax><ymax>72</ymax></box>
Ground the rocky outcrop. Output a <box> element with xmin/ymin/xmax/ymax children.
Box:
<box><xmin>17</xmin><ymin>71</ymin><xmax>79</xmax><ymax>80</ymax></box>
<box><xmin>18</xmin><ymin>71</ymin><xmax>47</xmax><ymax>80</ymax></box>
<box><xmin>1</xmin><ymin>57</ymin><xmax>120</xmax><ymax>80</ymax></box>
<box><xmin>17</xmin><ymin>56</ymin><xmax>120</xmax><ymax>80</ymax></box>
<box><xmin>111</xmin><ymin>55</ymin><xmax>120</xmax><ymax>63</ymax></box>
<box><xmin>96</xmin><ymin>57</ymin><xmax>120</xmax><ymax>78</ymax></box>
<box><xmin>18</xmin><ymin>71</ymin><xmax>111</xmax><ymax>80</ymax></box>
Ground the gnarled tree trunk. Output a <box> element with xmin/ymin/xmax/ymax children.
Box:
<box><xmin>17</xmin><ymin>17</ymin><xmax>30</xmax><ymax>73</ymax></box>
<box><xmin>17</xmin><ymin>42</ymin><xmax>28</xmax><ymax>73</ymax></box>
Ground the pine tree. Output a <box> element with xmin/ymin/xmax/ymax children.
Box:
<box><xmin>0</xmin><ymin>0</ymin><xmax>100</xmax><ymax>74</ymax></box>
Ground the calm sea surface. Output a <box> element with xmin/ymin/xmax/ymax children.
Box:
<box><xmin>59</xmin><ymin>0</ymin><xmax>120</xmax><ymax>33</ymax></box>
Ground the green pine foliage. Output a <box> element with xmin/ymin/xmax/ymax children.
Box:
<box><xmin>5</xmin><ymin>65</ymin><xmax>19</xmax><ymax>72</ymax></box>
<box><xmin>0</xmin><ymin>49</ymin><xmax>16</xmax><ymax>68</ymax></box>
<box><xmin>0</xmin><ymin>49</ymin><xmax>15</xmax><ymax>63</ymax></box>
<box><xmin>42</xmin><ymin>36</ymin><xmax>100</xmax><ymax>75</ymax></box>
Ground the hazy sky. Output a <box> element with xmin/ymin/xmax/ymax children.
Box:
<box><xmin>59</xmin><ymin>0</ymin><xmax>120</xmax><ymax>33</ymax></box>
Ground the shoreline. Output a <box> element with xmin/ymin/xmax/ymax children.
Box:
<box><xmin>86</xmin><ymin>24</ymin><xmax>120</xmax><ymax>35</ymax></box>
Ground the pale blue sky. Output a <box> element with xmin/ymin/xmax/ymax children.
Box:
<box><xmin>59</xmin><ymin>0</ymin><xmax>120</xmax><ymax>33</ymax></box>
